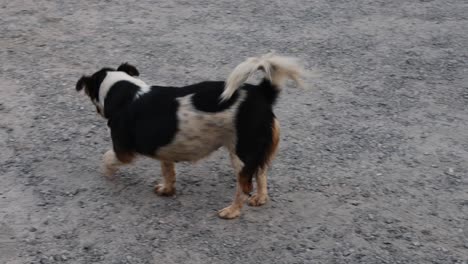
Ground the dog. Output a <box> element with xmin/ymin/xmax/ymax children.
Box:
<box><xmin>75</xmin><ymin>53</ymin><xmax>303</xmax><ymax>219</ymax></box>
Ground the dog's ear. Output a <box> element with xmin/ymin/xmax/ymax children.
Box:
<box><xmin>76</xmin><ymin>76</ymin><xmax>90</xmax><ymax>92</ymax></box>
<box><xmin>117</xmin><ymin>63</ymin><xmax>139</xmax><ymax>77</ymax></box>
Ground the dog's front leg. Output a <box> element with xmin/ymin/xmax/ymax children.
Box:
<box><xmin>102</xmin><ymin>150</ymin><xmax>133</xmax><ymax>177</ymax></box>
<box><xmin>155</xmin><ymin>161</ymin><xmax>176</xmax><ymax>196</ymax></box>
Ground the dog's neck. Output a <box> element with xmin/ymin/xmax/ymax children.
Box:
<box><xmin>98</xmin><ymin>72</ymin><xmax>150</xmax><ymax>119</ymax></box>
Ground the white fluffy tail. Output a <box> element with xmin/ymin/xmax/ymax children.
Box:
<box><xmin>220</xmin><ymin>53</ymin><xmax>304</xmax><ymax>101</ymax></box>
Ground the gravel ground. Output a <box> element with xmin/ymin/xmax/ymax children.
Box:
<box><xmin>1</xmin><ymin>0</ymin><xmax>468</xmax><ymax>263</ymax></box>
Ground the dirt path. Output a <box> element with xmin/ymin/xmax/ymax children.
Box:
<box><xmin>1</xmin><ymin>0</ymin><xmax>467</xmax><ymax>263</ymax></box>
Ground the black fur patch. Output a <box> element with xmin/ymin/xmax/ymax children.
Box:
<box><xmin>235</xmin><ymin>79</ymin><xmax>279</xmax><ymax>182</ymax></box>
<box><xmin>103</xmin><ymin>81</ymin><xmax>141</xmax><ymax>118</ymax></box>
<box><xmin>189</xmin><ymin>82</ymin><xmax>239</xmax><ymax>112</ymax></box>
<box><xmin>126</xmin><ymin>87</ymin><xmax>180</xmax><ymax>156</ymax></box>
<box><xmin>117</xmin><ymin>63</ymin><xmax>139</xmax><ymax>76</ymax></box>
<box><xmin>75</xmin><ymin>76</ymin><xmax>88</xmax><ymax>92</ymax></box>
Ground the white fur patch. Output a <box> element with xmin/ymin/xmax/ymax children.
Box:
<box><xmin>221</xmin><ymin>53</ymin><xmax>304</xmax><ymax>101</ymax></box>
<box><xmin>136</xmin><ymin>84</ymin><xmax>150</xmax><ymax>98</ymax></box>
<box><xmin>155</xmin><ymin>91</ymin><xmax>246</xmax><ymax>162</ymax></box>
<box><xmin>98</xmin><ymin>71</ymin><xmax>150</xmax><ymax>112</ymax></box>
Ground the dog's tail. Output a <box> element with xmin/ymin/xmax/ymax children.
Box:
<box><xmin>220</xmin><ymin>53</ymin><xmax>304</xmax><ymax>102</ymax></box>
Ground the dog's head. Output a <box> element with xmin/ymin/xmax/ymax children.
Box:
<box><xmin>76</xmin><ymin>63</ymin><xmax>140</xmax><ymax>116</ymax></box>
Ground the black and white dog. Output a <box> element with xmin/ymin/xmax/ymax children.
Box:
<box><xmin>76</xmin><ymin>53</ymin><xmax>303</xmax><ymax>219</ymax></box>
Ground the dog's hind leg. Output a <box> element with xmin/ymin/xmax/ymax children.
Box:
<box><xmin>248</xmin><ymin>169</ymin><xmax>268</xmax><ymax>206</ymax></box>
<box><xmin>218</xmin><ymin>153</ymin><xmax>250</xmax><ymax>219</ymax></box>
<box><xmin>102</xmin><ymin>150</ymin><xmax>134</xmax><ymax>177</ymax></box>
<box><xmin>155</xmin><ymin>161</ymin><xmax>176</xmax><ymax>196</ymax></box>
<box><xmin>248</xmin><ymin>118</ymin><xmax>280</xmax><ymax>206</ymax></box>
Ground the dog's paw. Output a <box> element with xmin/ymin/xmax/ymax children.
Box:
<box><xmin>102</xmin><ymin>151</ymin><xmax>117</xmax><ymax>177</ymax></box>
<box><xmin>102</xmin><ymin>165</ymin><xmax>117</xmax><ymax>178</ymax></box>
<box><xmin>218</xmin><ymin>205</ymin><xmax>241</xmax><ymax>219</ymax></box>
<box><xmin>248</xmin><ymin>193</ymin><xmax>268</xmax><ymax>206</ymax></box>
<box><xmin>154</xmin><ymin>184</ymin><xmax>175</xmax><ymax>196</ymax></box>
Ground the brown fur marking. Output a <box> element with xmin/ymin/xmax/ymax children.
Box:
<box><xmin>115</xmin><ymin>151</ymin><xmax>135</xmax><ymax>164</ymax></box>
<box><xmin>266</xmin><ymin>118</ymin><xmax>280</xmax><ymax>165</ymax></box>
<box><xmin>239</xmin><ymin>171</ymin><xmax>253</xmax><ymax>194</ymax></box>
<box><xmin>155</xmin><ymin>161</ymin><xmax>176</xmax><ymax>196</ymax></box>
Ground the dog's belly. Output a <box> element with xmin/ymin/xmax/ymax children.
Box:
<box><xmin>154</xmin><ymin>129</ymin><xmax>230</xmax><ymax>162</ymax></box>
<box><xmin>154</xmin><ymin>95</ymin><xmax>238</xmax><ymax>162</ymax></box>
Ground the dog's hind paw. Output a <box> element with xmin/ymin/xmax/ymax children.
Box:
<box><xmin>218</xmin><ymin>205</ymin><xmax>241</xmax><ymax>219</ymax></box>
<box><xmin>101</xmin><ymin>163</ymin><xmax>117</xmax><ymax>178</ymax></box>
<box><xmin>154</xmin><ymin>184</ymin><xmax>175</xmax><ymax>196</ymax></box>
<box><xmin>248</xmin><ymin>193</ymin><xmax>268</xmax><ymax>206</ymax></box>
<box><xmin>102</xmin><ymin>166</ymin><xmax>117</xmax><ymax>178</ymax></box>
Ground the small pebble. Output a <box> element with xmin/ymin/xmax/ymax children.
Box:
<box><xmin>82</xmin><ymin>241</ymin><xmax>94</xmax><ymax>250</ymax></box>
<box><xmin>343</xmin><ymin>249</ymin><xmax>354</xmax><ymax>256</ymax></box>
<box><xmin>444</xmin><ymin>168</ymin><xmax>455</xmax><ymax>176</ymax></box>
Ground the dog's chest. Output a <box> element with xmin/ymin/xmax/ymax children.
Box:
<box><xmin>154</xmin><ymin>94</ymin><xmax>242</xmax><ymax>161</ymax></box>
